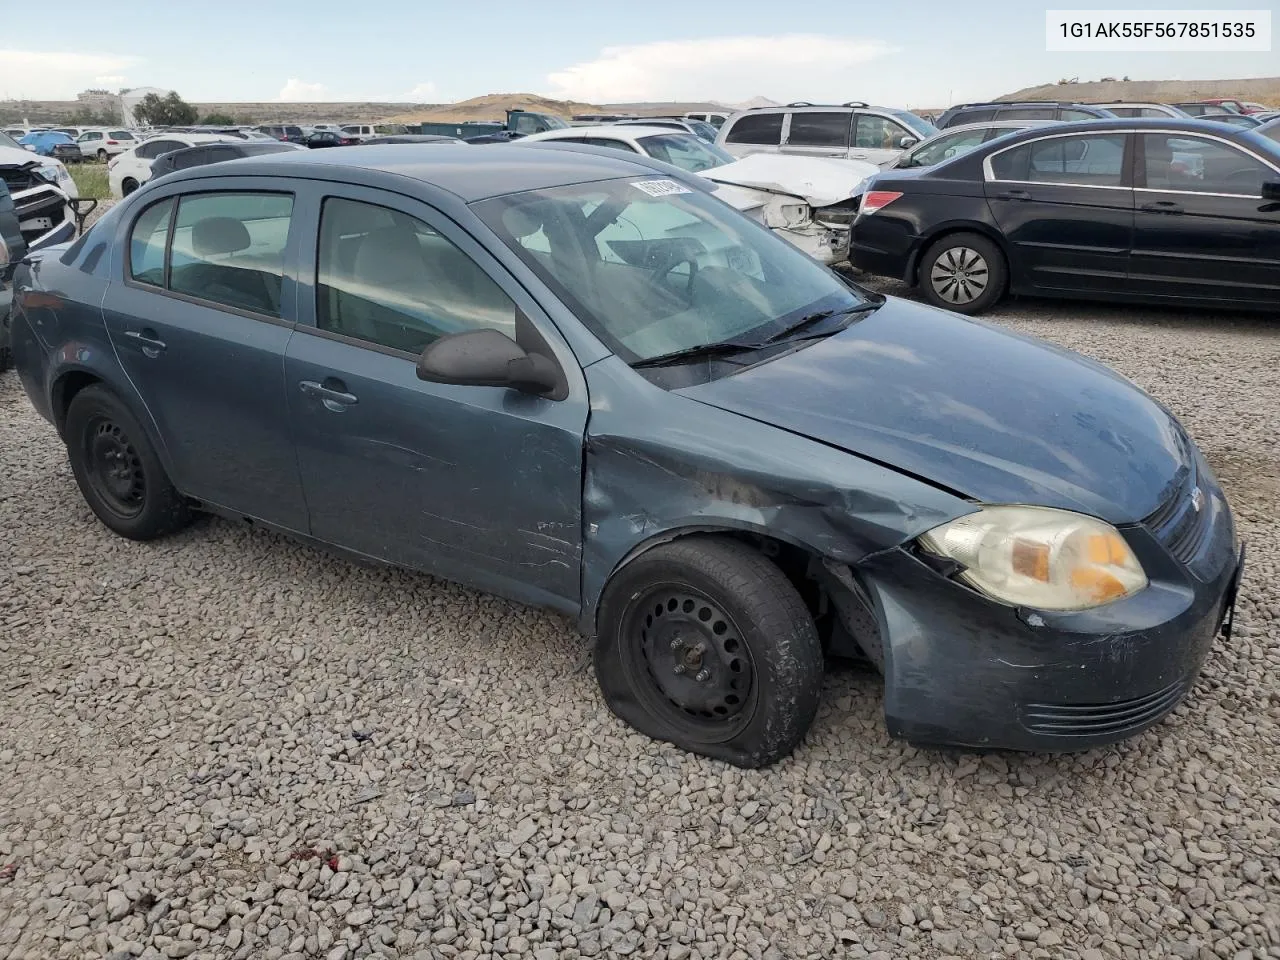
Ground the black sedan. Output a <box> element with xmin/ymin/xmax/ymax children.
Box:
<box><xmin>852</xmin><ymin>119</ymin><xmax>1280</xmax><ymax>314</ymax></box>
<box><xmin>149</xmin><ymin>141</ymin><xmax>304</xmax><ymax>179</ymax></box>
<box><xmin>302</xmin><ymin>130</ymin><xmax>359</xmax><ymax>148</ymax></box>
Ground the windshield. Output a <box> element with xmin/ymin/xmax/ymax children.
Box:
<box><xmin>638</xmin><ymin>134</ymin><xmax>733</xmax><ymax>172</ymax></box>
<box><xmin>544</xmin><ymin>115</ymin><xmax>569</xmax><ymax>130</ymax></box>
<box><xmin>893</xmin><ymin>111</ymin><xmax>938</xmax><ymax>137</ymax></box>
<box><xmin>474</xmin><ymin>178</ymin><xmax>865</xmax><ymax>363</ymax></box>
<box><xmin>684</xmin><ymin>119</ymin><xmax>720</xmax><ymax>141</ymax></box>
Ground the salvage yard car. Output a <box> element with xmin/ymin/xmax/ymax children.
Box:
<box><xmin>10</xmin><ymin>145</ymin><xmax>1243</xmax><ymax>767</ymax></box>
<box><xmin>517</xmin><ymin>125</ymin><xmax>874</xmax><ymax>263</ymax></box>
<box><xmin>853</xmin><ymin>119</ymin><xmax>1280</xmax><ymax>314</ymax></box>
<box><xmin>0</xmin><ymin>131</ymin><xmax>79</xmax><ymax>250</ymax></box>
<box><xmin>717</xmin><ymin>102</ymin><xmax>937</xmax><ymax>166</ymax></box>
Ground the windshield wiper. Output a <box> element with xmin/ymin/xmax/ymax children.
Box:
<box><xmin>760</xmin><ymin>299</ymin><xmax>883</xmax><ymax>345</ymax></box>
<box><xmin>630</xmin><ymin>338</ymin><xmax>765</xmax><ymax>369</ymax></box>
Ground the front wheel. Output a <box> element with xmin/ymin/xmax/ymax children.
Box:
<box><xmin>65</xmin><ymin>385</ymin><xmax>191</xmax><ymax>540</ymax></box>
<box><xmin>594</xmin><ymin>538</ymin><xmax>824</xmax><ymax>768</ymax></box>
<box><xmin>918</xmin><ymin>232</ymin><xmax>1007</xmax><ymax>315</ymax></box>
<box><xmin>121</xmin><ymin>178</ymin><xmax>138</xmax><ymax>196</ymax></box>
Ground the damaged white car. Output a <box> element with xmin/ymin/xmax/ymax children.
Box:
<box><xmin>514</xmin><ymin>125</ymin><xmax>876</xmax><ymax>263</ymax></box>
<box><xmin>0</xmin><ymin>130</ymin><xmax>78</xmax><ymax>251</ymax></box>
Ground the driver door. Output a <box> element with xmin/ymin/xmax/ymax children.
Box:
<box><xmin>1129</xmin><ymin>132</ymin><xmax>1280</xmax><ymax>307</ymax></box>
<box><xmin>284</xmin><ymin>184</ymin><xmax>590</xmax><ymax>610</ymax></box>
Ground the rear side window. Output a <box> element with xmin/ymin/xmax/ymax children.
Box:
<box><xmin>957</xmin><ymin>108</ymin><xmax>997</xmax><ymax>124</ymax></box>
<box><xmin>991</xmin><ymin>134</ymin><xmax>1127</xmax><ymax>186</ymax></box>
<box><xmin>786</xmin><ymin>112</ymin><xmax>850</xmax><ymax>148</ymax></box>
<box><xmin>999</xmin><ymin>107</ymin><xmax>1056</xmax><ymax>121</ymax></box>
<box><xmin>1060</xmin><ymin>108</ymin><xmax>1102</xmax><ymax>121</ymax></box>
<box><xmin>316</xmin><ymin>197</ymin><xmax>516</xmax><ymax>354</ymax></box>
<box><xmin>165</xmin><ymin>193</ymin><xmax>294</xmax><ymax>316</ymax></box>
<box><xmin>135</xmin><ymin>139</ymin><xmax>183</xmax><ymax>160</ymax></box>
<box><xmin>724</xmin><ymin>113</ymin><xmax>783</xmax><ymax>145</ymax></box>
<box><xmin>171</xmin><ymin>148</ymin><xmax>208</xmax><ymax>170</ymax></box>
<box><xmin>128</xmin><ymin>198</ymin><xmax>175</xmax><ymax>286</ymax></box>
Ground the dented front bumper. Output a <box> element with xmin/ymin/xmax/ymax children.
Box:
<box><xmin>842</xmin><ymin>495</ymin><xmax>1241</xmax><ymax>752</ymax></box>
<box><xmin>758</xmin><ymin>196</ymin><xmax>853</xmax><ymax>264</ymax></box>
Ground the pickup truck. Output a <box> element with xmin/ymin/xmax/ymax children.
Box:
<box><xmin>414</xmin><ymin>109</ymin><xmax>568</xmax><ymax>141</ymax></box>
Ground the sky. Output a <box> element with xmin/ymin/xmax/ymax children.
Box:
<box><xmin>1</xmin><ymin>0</ymin><xmax>1275</xmax><ymax>109</ymax></box>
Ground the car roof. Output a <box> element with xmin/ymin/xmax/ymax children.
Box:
<box><xmin>534</xmin><ymin>124</ymin><xmax>675</xmax><ymax>139</ymax></box>
<box><xmin>933</xmin><ymin>119</ymin><xmax>1060</xmax><ymax>133</ymax></box>
<box><xmin>158</xmin><ymin>142</ymin><xmax>675</xmax><ymax>201</ymax></box>
<box><xmin>940</xmin><ymin>117</ymin><xmax>1280</xmax><ymax>152</ymax></box>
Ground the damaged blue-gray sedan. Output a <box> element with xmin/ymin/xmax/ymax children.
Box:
<box><xmin>9</xmin><ymin>145</ymin><xmax>1244</xmax><ymax>767</ymax></box>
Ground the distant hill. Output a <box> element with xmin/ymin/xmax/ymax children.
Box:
<box><xmin>382</xmin><ymin>94</ymin><xmax>740</xmax><ymax>124</ymax></box>
<box><xmin>999</xmin><ymin>76</ymin><xmax>1280</xmax><ymax>107</ymax></box>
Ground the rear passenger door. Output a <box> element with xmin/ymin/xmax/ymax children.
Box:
<box><xmin>283</xmin><ymin>184</ymin><xmax>589</xmax><ymax>609</ymax></box>
<box><xmin>984</xmin><ymin>131</ymin><xmax>1135</xmax><ymax>293</ymax></box>
<box><xmin>780</xmin><ymin>111</ymin><xmax>852</xmax><ymax>160</ymax></box>
<box><xmin>100</xmin><ymin>179</ymin><xmax>308</xmax><ymax>529</ymax></box>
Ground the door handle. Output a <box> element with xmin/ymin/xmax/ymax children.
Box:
<box><xmin>299</xmin><ymin>379</ymin><xmax>358</xmax><ymax>412</ymax></box>
<box><xmin>996</xmin><ymin>189</ymin><xmax>1032</xmax><ymax>201</ymax></box>
<box><xmin>1140</xmin><ymin>201</ymin><xmax>1183</xmax><ymax>214</ymax></box>
<box><xmin>124</xmin><ymin>328</ymin><xmax>166</xmax><ymax>358</ymax></box>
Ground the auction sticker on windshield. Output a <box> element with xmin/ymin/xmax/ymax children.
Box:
<box><xmin>632</xmin><ymin>179</ymin><xmax>693</xmax><ymax>197</ymax></box>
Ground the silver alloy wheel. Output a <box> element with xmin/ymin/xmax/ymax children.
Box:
<box><xmin>930</xmin><ymin>246</ymin><xmax>989</xmax><ymax>304</ymax></box>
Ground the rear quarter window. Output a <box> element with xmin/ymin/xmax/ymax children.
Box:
<box><xmin>724</xmin><ymin>113</ymin><xmax>784</xmax><ymax>146</ymax></box>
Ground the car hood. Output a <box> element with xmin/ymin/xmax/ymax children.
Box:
<box><xmin>699</xmin><ymin>154</ymin><xmax>879</xmax><ymax>206</ymax></box>
<box><xmin>0</xmin><ymin>145</ymin><xmax>41</xmax><ymax>165</ymax></box>
<box><xmin>677</xmin><ymin>299</ymin><xmax>1187</xmax><ymax>524</ymax></box>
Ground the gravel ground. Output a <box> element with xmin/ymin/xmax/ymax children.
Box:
<box><xmin>1</xmin><ymin>240</ymin><xmax>1278</xmax><ymax>960</ymax></box>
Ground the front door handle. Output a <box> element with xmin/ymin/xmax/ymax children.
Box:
<box><xmin>996</xmin><ymin>189</ymin><xmax>1032</xmax><ymax>201</ymax></box>
<box><xmin>1140</xmin><ymin>201</ymin><xmax>1183</xmax><ymax>214</ymax></box>
<box><xmin>124</xmin><ymin>328</ymin><xmax>166</xmax><ymax>358</ymax></box>
<box><xmin>299</xmin><ymin>378</ymin><xmax>358</xmax><ymax>412</ymax></box>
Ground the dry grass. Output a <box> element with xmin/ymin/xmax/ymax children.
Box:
<box><xmin>1002</xmin><ymin>76</ymin><xmax>1280</xmax><ymax>106</ymax></box>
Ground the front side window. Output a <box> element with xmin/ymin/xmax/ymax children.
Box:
<box><xmin>135</xmin><ymin>139</ymin><xmax>182</xmax><ymax>160</ymax></box>
<box><xmin>854</xmin><ymin>114</ymin><xmax>909</xmax><ymax>150</ymax></box>
<box><xmin>991</xmin><ymin>135</ymin><xmax>1127</xmax><ymax>186</ymax></box>
<box><xmin>892</xmin><ymin>111</ymin><xmax>938</xmax><ymax>137</ymax></box>
<box><xmin>638</xmin><ymin>134</ymin><xmax>732</xmax><ymax>172</ymax></box>
<box><xmin>128</xmin><ymin>198</ymin><xmax>175</xmax><ymax>286</ymax></box>
<box><xmin>904</xmin><ymin>129</ymin><xmax>989</xmax><ymax>167</ymax></box>
<box><xmin>474</xmin><ymin>178</ymin><xmax>865</xmax><ymax>363</ymax></box>
<box><xmin>316</xmin><ymin>197</ymin><xmax>516</xmax><ymax>354</ymax></box>
<box><xmin>1142</xmin><ymin>134</ymin><xmax>1274</xmax><ymax>194</ymax></box>
<box><xmin>166</xmin><ymin>193</ymin><xmax>294</xmax><ymax>316</ymax></box>
<box><xmin>724</xmin><ymin>113</ymin><xmax>783</xmax><ymax>146</ymax></box>
<box><xmin>786</xmin><ymin>112</ymin><xmax>851</xmax><ymax>148</ymax></box>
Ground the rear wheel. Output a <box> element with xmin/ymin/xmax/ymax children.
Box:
<box><xmin>594</xmin><ymin>538</ymin><xmax>823</xmax><ymax>768</ymax></box>
<box><xmin>65</xmin><ymin>385</ymin><xmax>190</xmax><ymax>541</ymax></box>
<box><xmin>918</xmin><ymin>232</ymin><xmax>1006</xmax><ymax>315</ymax></box>
<box><xmin>121</xmin><ymin>178</ymin><xmax>139</xmax><ymax>196</ymax></box>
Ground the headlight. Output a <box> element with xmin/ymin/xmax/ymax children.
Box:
<box><xmin>37</xmin><ymin>162</ymin><xmax>70</xmax><ymax>184</ymax></box>
<box><xmin>918</xmin><ymin>505</ymin><xmax>1148</xmax><ymax>611</ymax></box>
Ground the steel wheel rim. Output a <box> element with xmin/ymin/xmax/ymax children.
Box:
<box><xmin>621</xmin><ymin>585</ymin><xmax>757</xmax><ymax>742</ymax></box>
<box><xmin>930</xmin><ymin>246</ymin><xmax>989</xmax><ymax>304</ymax></box>
<box><xmin>85</xmin><ymin>417</ymin><xmax>146</xmax><ymax>519</ymax></box>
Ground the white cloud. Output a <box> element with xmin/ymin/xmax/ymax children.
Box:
<box><xmin>0</xmin><ymin>50</ymin><xmax>139</xmax><ymax>98</ymax></box>
<box><xmin>405</xmin><ymin>81</ymin><xmax>439</xmax><ymax>101</ymax></box>
<box><xmin>277</xmin><ymin>78</ymin><xmax>329</xmax><ymax>102</ymax></box>
<box><xmin>545</xmin><ymin>34</ymin><xmax>898</xmax><ymax>104</ymax></box>
<box><xmin>95</xmin><ymin>75</ymin><xmax>127</xmax><ymax>86</ymax></box>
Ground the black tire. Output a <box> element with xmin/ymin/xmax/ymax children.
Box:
<box><xmin>121</xmin><ymin>178</ymin><xmax>138</xmax><ymax>196</ymax></box>
<box><xmin>97</xmin><ymin>148</ymin><xmax>108</xmax><ymax>162</ymax></box>
<box><xmin>65</xmin><ymin>385</ymin><xmax>190</xmax><ymax>540</ymax></box>
<box><xmin>917</xmin><ymin>231</ymin><xmax>1007</xmax><ymax>315</ymax></box>
<box><xmin>594</xmin><ymin>538</ymin><xmax>823</xmax><ymax>768</ymax></box>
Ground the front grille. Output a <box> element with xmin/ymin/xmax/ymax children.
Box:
<box><xmin>13</xmin><ymin>186</ymin><xmax>70</xmax><ymax>244</ymax></box>
<box><xmin>1143</xmin><ymin>453</ymin><xmax>1212</xmax><ymax>565</ymax></box>
<box><xmin>1022</xmin><ymin>680</ymin><xmax>1185</xmax><ymax>737</ymax></box>
<box><xmin>0</xmin><ymin>167</ymin><xmax>41</xmax><ymax>193</ymax></box>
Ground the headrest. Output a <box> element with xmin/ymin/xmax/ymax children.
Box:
<box><xmin>352</xmin><ymin>226</ymin><xmax>425</xmax><ymax>286</ymax></box>
<box><xmin>192</xmin><ymin>217</ymin><xmax>251</xmax><ymax>257</ymax></box>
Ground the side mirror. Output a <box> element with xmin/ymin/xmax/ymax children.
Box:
<box><xmin>898</xmin><ymin>136</ymin><xmax>919</xmax><ymax>150</ymax></box>
<box><xmin>416</xmin><ymin>328</ymin><xmax>562</xmax><ymax>397</ymax></box>
<box><xmin>1262</xmin><ymin>182</ymin><xmax>1280</xmax><ymax>201</ymax></box>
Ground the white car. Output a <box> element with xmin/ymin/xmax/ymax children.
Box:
<box><xmin>107</xmin><ymin>133</ymin><xmax>240</xmax><ymax>198</ymax></box>
<box><xmin>0</xmin><ymin>129</ymin><xmax>78</xmax><ymax>249</ymax></box>
<box><xmin>75</xmin><ymin>128</ymin><xmax>140</xmax><ymax>162</ymax></box>
<box><xmin>516</xmin><ymin>125</ymin><xmax>878</xmax><ymax>264</ymax></box>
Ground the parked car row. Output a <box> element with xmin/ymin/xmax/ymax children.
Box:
<box><xmin>6</xmin><ymin>142</ymin><xmax>1245</xmax><ymax>768</ymax></box>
